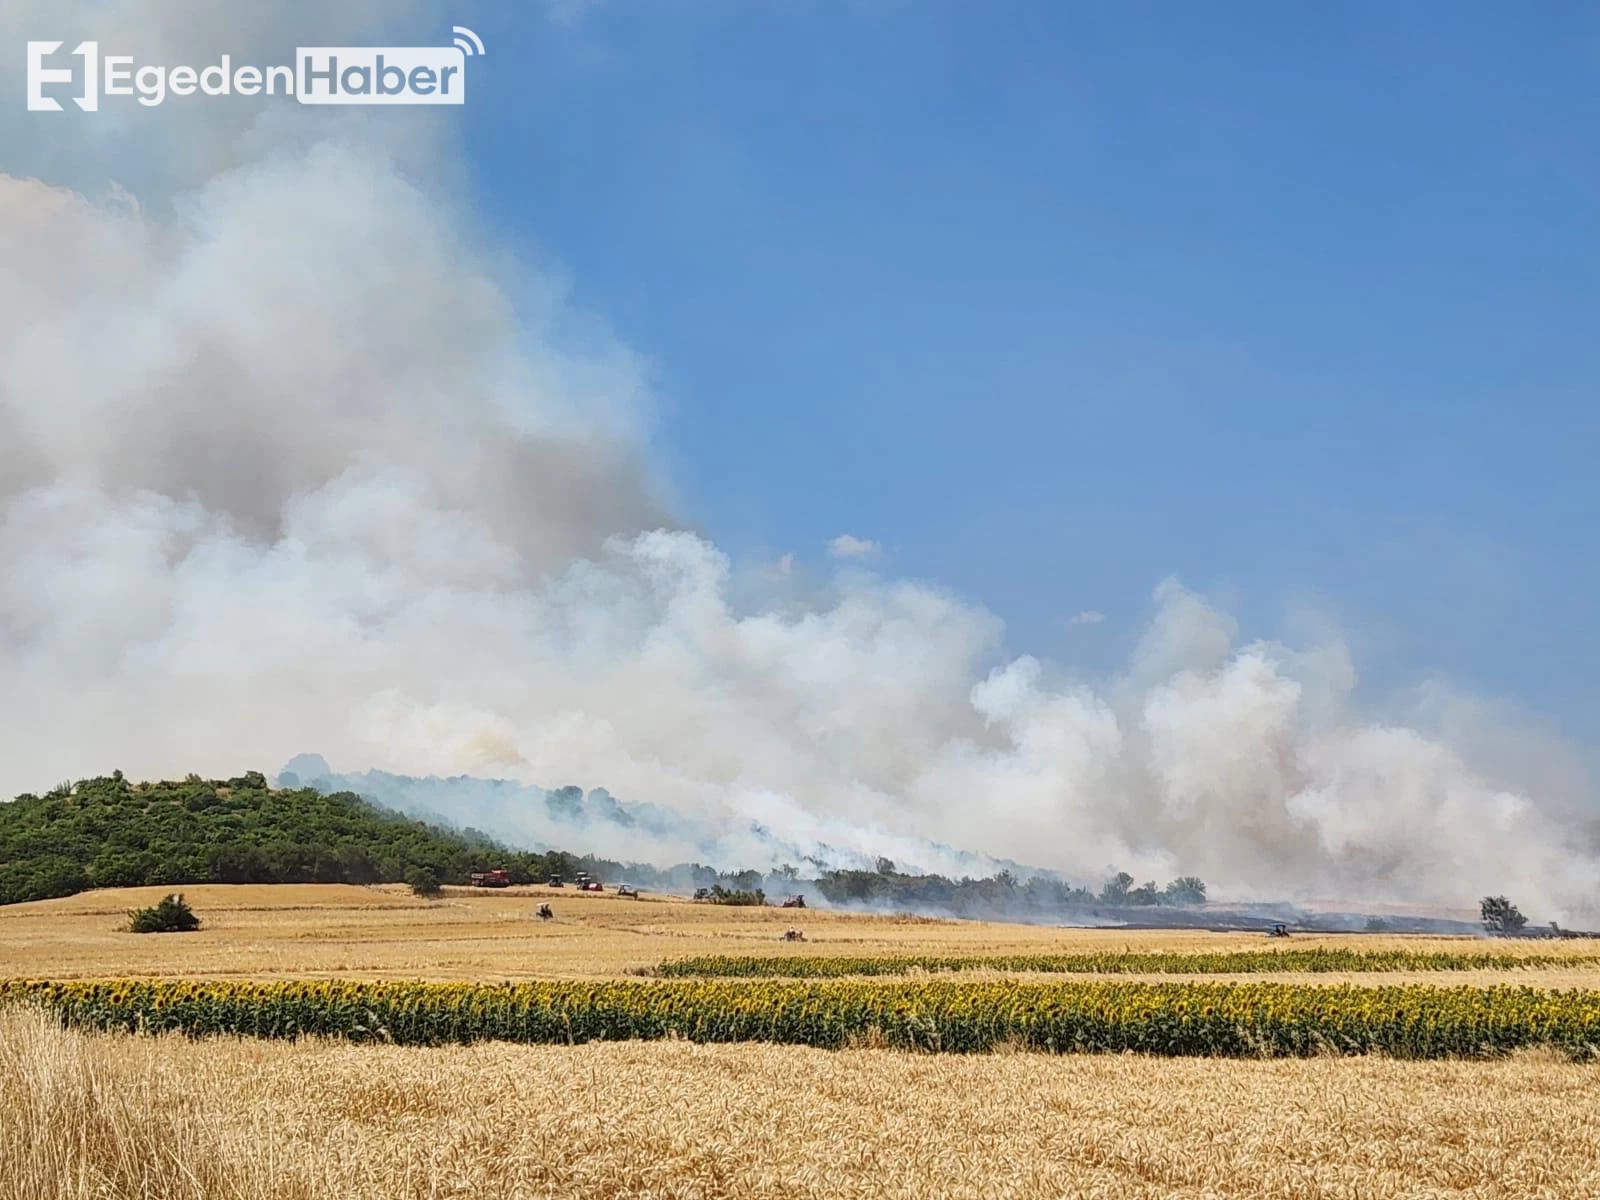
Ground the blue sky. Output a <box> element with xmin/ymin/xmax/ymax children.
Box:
<box><xmin>460</xmin><ymin>2</ymin><xmax>1597</xmax><ymax>739</ymax></box>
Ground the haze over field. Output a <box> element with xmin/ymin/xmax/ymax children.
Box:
<box><xmin>2</xmin><ymin>1</ymin><xmax>1596</xmax><ymax>917</ymax></box>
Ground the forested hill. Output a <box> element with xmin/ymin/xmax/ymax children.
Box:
<box><xmin>1</xmin><ymin>772</ymin><xmax>1223</xmax><ymax>919</ymax></box>
<box><xmin>0</xmin><ymin>772</ymin><xmax>630</xmax><ymax>905</ymax></box>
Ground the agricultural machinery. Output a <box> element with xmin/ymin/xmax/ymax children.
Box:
<box><xmin>469</xmin><ymin>868</ymin><xmax>511</xmax><ymax>888</ymax></box>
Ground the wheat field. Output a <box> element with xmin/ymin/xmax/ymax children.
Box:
<box><xmin>5</xmin><ymin>883</ymin><xmax>1598</xmax><ymax>982</ymax></box>
<box><xmin>6</xmin><ymin>884</ymin><xmax>1600</xmax><ymax>1198</ymax></box>
<box><xmin>2</xmin><ymin>1006</ymin><xmax>1596</xmax><ymax>1200</ymax></box>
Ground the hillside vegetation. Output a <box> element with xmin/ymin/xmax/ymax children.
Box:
<box><xmin>2</xmin><ymin>773</ymin><xmax>1217</xmax><ymax>917</ymax></box>
<box><xmin>0</xmin><ymin>772</ymin><xmax>629</xmax><ymax>906</ymax></box>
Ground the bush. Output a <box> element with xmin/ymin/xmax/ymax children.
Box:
<box><xmin>127</xmin><ymin>894</ymin><xmax>201</xmax><ymax>934</ymax></box>
<box><xmin>704</xmin><ymin>884</ymin><xmax>765</xmax><ymax>906</ymax></box>
<box><xmin>406</xmin><ymin>867</ymin><xmax>443</xmax><ymax>898</ymax></box>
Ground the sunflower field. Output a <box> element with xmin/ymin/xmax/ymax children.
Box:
<box><xmin>5</xmin><ymin>977</ymin><xmax>1600</xmax><ymax>1059</ymax></box>
<box><xmin>656</xmin><ymin>948</ymin><xmax>1600</xmax><ymax>978</ymax></box>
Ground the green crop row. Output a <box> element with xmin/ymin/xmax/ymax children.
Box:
<box><xmin>6</xmin><ymin>977</ymin><xmax>1600</xmax><ymax>1059</ymax></box>
<box><xmin>656</xmin><ymin>948</ymin><xmax>1600</xmax><ymax>978</ymax></box>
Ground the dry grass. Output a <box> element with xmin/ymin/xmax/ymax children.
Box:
<box><xmin>8</xmin><ymin>887</ymin><xmax>1599</xmax><ymax>1196</ymax></box>
<box><xmin>0</xmin><ymin>1008</ymin><xmax>306</xmax><ymax>1200</ymax></box>
<box><xmin>5</xmin><ymin>883</ymin><xmax>1598</xmax><ymax>982</ymax></box>
<box><xmin>2</xmin><ymin>1006</ymin><xmax>1596</xmax><ymax>1200</ymax></box>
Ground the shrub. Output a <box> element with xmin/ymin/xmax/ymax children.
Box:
<box><xmin>406</xmin><ymin>867</ymin><xmax>443</xmax><ymax>898</ymax></box>
<box><xmin>127</xmin><ymin>894</ymin><xmax>201</xmax><ymax>934</ymax></box>
<box><xmin>703</xmin><ymin>884</ymin><xmax>765</xmax><ymax>906</ymax></box>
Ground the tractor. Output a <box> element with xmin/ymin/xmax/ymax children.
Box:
<box><xmin>616</xmin><ymin>884</ymin><xmax>640</xmax><ymax>899</ymax></box>
<box><xmin>535</xmin><ymin>903</ymin><xmax>554</xmax><ymax>920</ymax></box>
<box><xmin>1267</xmin><ymin>923</ymin><xmax>1291</xmax><ymax>938</ymax></box>
<box><xmin>781</xmin><ymin>895</ymin><xmax>806</xmax><ymax>909</ymax></box>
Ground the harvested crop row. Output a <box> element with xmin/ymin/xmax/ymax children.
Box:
<box><xmin>7</xmin><ymin>978</ymin><xmax>1600</xmax><ymax>1059</ymax></box>
<box><xmin>657</xmin><ymin>948</ymin><xmax>1600</xmax><ymax>978</ymax></box>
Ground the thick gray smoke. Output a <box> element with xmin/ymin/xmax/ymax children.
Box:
<box><xmin>276</xmin><ymin>754</ymin><xmax>1022</xmax><ymax>883</ymax></box>
<box><xmin>3</xmin><ymin>1</ymin><xmax>1596</xmax><ymax>919</ymax></box>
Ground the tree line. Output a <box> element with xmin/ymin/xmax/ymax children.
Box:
<box><xmin>0</xmin><ymin>773</ymin><xmax>758</xmax><ymax>906</ymax></box>
<box><xmin>814</xmin><ymin>860</ymin><xmax>1207</xmax><ymax>916</ymax></box>
<box><xmin>2</xmin><ymin>772</ymin><xmax>1210</xmax><ymax>914</ymax></box>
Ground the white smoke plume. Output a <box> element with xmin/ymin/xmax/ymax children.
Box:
<box><xmin>3</xmin><ymin>1</ymin><xmax>1596</xmax><ymax>920</ymax></box>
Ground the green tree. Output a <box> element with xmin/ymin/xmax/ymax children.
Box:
<box><xmin>1100</xmin><ymin>871</ymin><xmax>1134</xmax><ymax>904</ymax></box>
<box><xmin>1480</xmin><ymin>895</ymin><xmax>1527</xmax><ymax>933</ymax></box>
<box><xmin>1163</xmin><ymin>876</ymin><xmax>1207</xmax><ymax>905</ymax></box>
<box><xmin>1128</xmin><ymin>881</ymin><xmax>1161</xmax><ymax>906</ymax></box>
<box><xmin>406</xmin><ymin>867</ymin><xmax>442</xmax><ymax>897</ymax></box>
